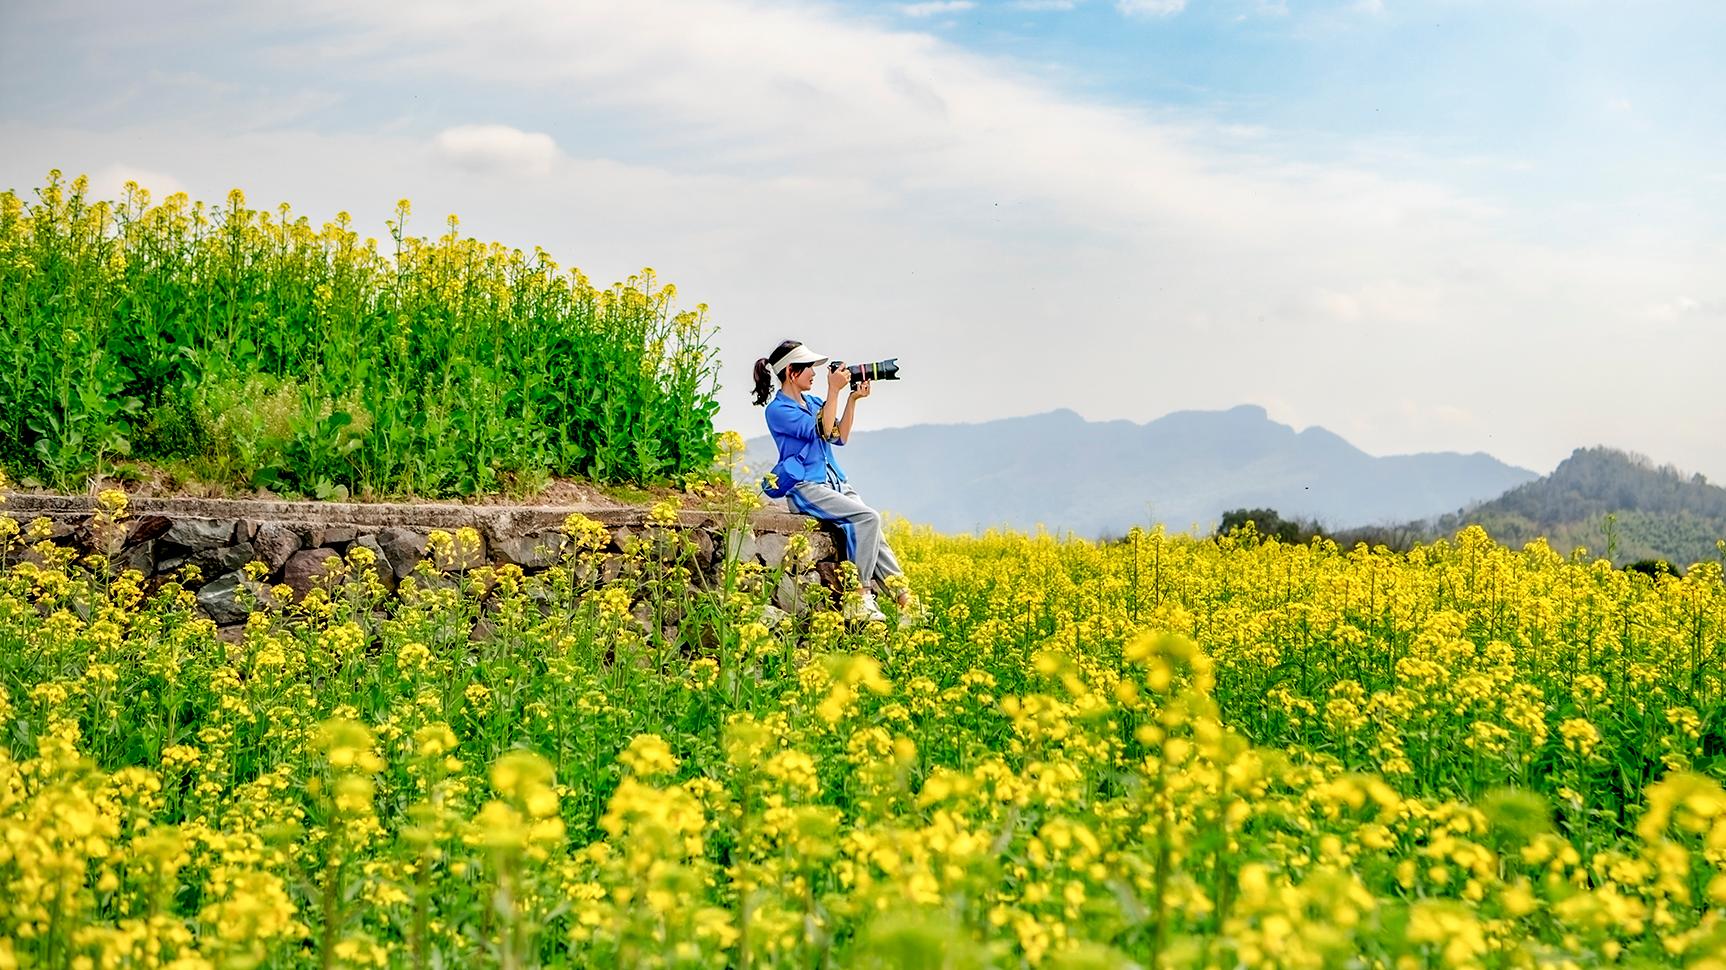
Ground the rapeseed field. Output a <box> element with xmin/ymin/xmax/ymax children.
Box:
<box><xmin>4</xmin><ymin>476</ymin><xmax>1726</xmax><ymax>968</ymax></box>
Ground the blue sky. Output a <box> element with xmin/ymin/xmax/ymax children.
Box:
<box><xmin>2</xmin><ymin>0</ymin><xmax>1723</xmax><ymax>481</ymax></box>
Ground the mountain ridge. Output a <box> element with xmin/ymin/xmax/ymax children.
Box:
<box><xmin>744</xmin><ymin>404</ymin><xmax>1538</xmax><ymax>536</ymax></box>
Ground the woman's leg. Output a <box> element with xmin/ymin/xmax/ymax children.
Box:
<box><xmin>836</xmin><ymin>482</ymin><xmax>905</xmax><ymax>589</ymax></box>
<box><xmin>787</xmin><ymin>481</ymin><xmax>893</xmax><ymax>587</ymax></box>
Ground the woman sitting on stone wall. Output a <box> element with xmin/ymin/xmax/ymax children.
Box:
<box><xmin>752</xmin><ymin>339</ymin><xmax>911</xmax><ymax>623</ymax></box>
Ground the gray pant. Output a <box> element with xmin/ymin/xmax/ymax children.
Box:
<box><xmin>787</xmin><ymin>479</ymin><xmax>904</xmax><ymax>587</ymax></box>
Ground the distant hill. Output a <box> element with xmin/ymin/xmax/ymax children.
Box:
<box><xmin>1441</xmin><ymin>447</ymin><xmax>1726</xmax><ymax>567</ymax></box>
<box><xmin>743</xmin><ymin>404</ymin><xmax>1537</xmax><ymax>536</ymax></box>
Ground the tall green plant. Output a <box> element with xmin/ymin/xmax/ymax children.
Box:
<box><xmin>0</xmin><ymin>172</ymin><xmax>722</xmax><ymax>495</ymax></box>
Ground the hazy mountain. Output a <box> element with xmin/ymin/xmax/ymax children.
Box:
<box><xmin>744</xmin><ymin>404</ymin><xmax>1537</xmax><ymax>536</ymax></box>
<box><xmin>1438</xmin><ymin>447</ymin><xmax>1726</xmax><ymax>567</ymax></box>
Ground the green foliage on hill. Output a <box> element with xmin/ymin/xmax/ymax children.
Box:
<box><xmin>0</xmin><ymin>171</ymin><xmax>721</xmax><ymax>497</ymax></box>
<box><xmin>1217</xmin><ymin>448</ymin><xmax>1726</xmax><ymax>571</ymax></box>
<box><xmin>1440</xmin><ymin>447</ymin><xmax>1726</xmax><ymax>568</ymax></box>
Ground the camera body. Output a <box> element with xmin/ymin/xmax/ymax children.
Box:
<box><xmin>827</xmin><ymin>358</ymin><xmax>900</xmax><ymax>387</ymax></box>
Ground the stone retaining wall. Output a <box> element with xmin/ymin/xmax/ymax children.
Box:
<box><xmin>0</xmin><ymin>493</ymin><xmax>843</xmax><ymax>628</ymax></box>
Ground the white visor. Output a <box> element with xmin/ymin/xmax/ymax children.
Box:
<box><xmin>773</xmin><ymin>343</ymin><xmax>829</xmax><ymax>378</ymax></box>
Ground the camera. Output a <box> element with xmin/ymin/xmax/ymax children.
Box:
<box><xmin>828</xmin><ymin>358</ymin><xmax>900</xmax><ymax>387</ymax></box>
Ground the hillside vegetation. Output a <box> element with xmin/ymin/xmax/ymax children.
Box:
<box><xmin>1218</xmin><ymin>448</ymin><xmax>1726</xmax><ymax>571</ymax></box>
<box><xmin>1436</xmin><ymin>447</ymin><xmax>1726</xmax><ymax>568</ymax></box>
<box><xmin>0</xmin><ymin>172</ymin><xmax>721</xmax><ymax>497</ymax></box>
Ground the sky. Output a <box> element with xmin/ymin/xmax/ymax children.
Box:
<box><xmin>2</xmin><ymin>0</ymin><xmax>1722</xmax><ymax>479</ymax></box>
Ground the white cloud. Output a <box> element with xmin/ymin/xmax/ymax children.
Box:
<box><xmin>899</xmin><ymin>1</ymin><xmax>974</xmax><ymax>16</ymax></box>
<box><xmin>1009</xmin><ymin>0</ymin><xmax>1079</xmax><ymax>9</ymax></box>
<box><xmin>1117</xmin><ymin>0</ymin><xmax>1186</xmax><ymax>16</ymax></box>
<box><xmin>432</xmin><ymin>124</ymin><xmax>558</xmax><ymax>177</ymax></box>
<box><xmin>1352</xmin><ymin>0</ymin><xmax>1385</xmax><ymax>14</ymax></box>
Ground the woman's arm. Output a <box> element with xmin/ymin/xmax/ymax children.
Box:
<box><xmin>818</xmin><ymin>368</ymin><xmax>848</xmax><ymax>440</ymax></box>
<box><xmin>833</xmin><ymin>379</ymin><xmax>870</xmax><ymax>444</ymax></box>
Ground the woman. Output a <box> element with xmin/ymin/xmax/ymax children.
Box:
<box><xmin>753</xmin><ymin>339</ymin><xmax>910</xmax><ymax>622</ymax></box>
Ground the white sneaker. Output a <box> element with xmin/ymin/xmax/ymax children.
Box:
<box><xmin>858</xmin><ymin>592</ymin><xmax>888</xmax><ymax>623</ymax></box>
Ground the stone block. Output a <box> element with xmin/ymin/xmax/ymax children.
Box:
<box><xmin>375</xmin><ymin>527</ymin><xmax>428</xmax><ymax>579</ymax></box>
<box><xmin>126</xmin><ymin>515</ymin><xmax>173</xmax><ymax>547</ymax></box>
<box><xmin>253</xmin><ymin>522</ymin><xmax>302</xmax><ymax>573</ymax></box>
<box><xmin>352</xmin><ymin>535</ymin><xmax>398</xmax><ymax>590</ymax></box>
<box><xmin>689</xmin><ymin>528</ymin><xmax>717</xmax><ymax>573</ymax></box>
<box><xmin>493</xmin><ymin>531</ymin><xmax>570</xmax><ymax>569</ymax></box>
<box><xmin>282</xmin><ymin>548</ymin><xmax>342</xmax><ymax>600</ymax></box>
<box><xmin>321</xmin><ymin>525</ymin><xmax>358</xmax><ymax>547</ymax></box>
<box><xmin>773</xmin><ymin>573</ymin><xmax>820</xmax><ymax>614</ymax></box>
<box><xmin>188</xmin><ymin>540</ymin><xmax>258</xmax><ymax>576</ymax></box>
<box><xmin>806</xmin><ymin>530</ymin><xmax>837</xmax><ymax>563</ymax></box>
<box><xmin>723</xmin><ymin>529</ymin><xmax>758</xmax><ymax>564</ymax></box>
<box><xmin>816</xmin><ymin>561</ymin><xmax>843</xmax><ymax>590</ymax></box>
<box><xmin>115</xmin><ymin>540</ymin><xmax>155</xmax><ymax>576</ymax></box>
<box><xmin>197</xmin><ymin>570</ymin><xmax>258</xmax><ymax>625</ymax></box>
<box><xmin>757</xmin><ymin>533</ymin><xmax>791</xmax><ymax>569</ymax></box>
<box><xmin>165</xmin><ymin>519</ymin><xmax>238</xmax><ymax>551</ymax></box>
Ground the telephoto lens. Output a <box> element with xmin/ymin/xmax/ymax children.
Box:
<box><xmin>828</xmin><ymin>358</ymin><xmax>900</xmax><ymax>387</ymax></box>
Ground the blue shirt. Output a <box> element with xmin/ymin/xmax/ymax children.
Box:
<box><xmin>762</xmin><ymin>391</ymin><xmax>846</xmax><ymax>496</ymax></box>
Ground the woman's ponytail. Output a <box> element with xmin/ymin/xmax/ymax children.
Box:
<box><xmin>751</xmin><ymin>358</ymin><xmax>774</xmax><ymax>406</ymax></box>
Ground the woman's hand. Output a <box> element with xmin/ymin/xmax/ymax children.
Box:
<box><xmin>826</xmin><ymin>367</ymin><xmax>850</xmax><ymax>395</ymax></box>
<box><xmin>850</xmin><ymin>379</ymin><xmax>872</xmax><ymax>400</ymax></box>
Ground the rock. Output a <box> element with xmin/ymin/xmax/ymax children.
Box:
<box><xmin>253</xmin><ymin>522</ymin><xmax>302</xmax><ymax>572</ymax></box>
<box><xmin>757</xmin><ymin>533</ymin><xmax>791</xmax><ymax>569</ymax></box>
<box><xmin>816</xmin><ymin>561</ymin><xmax>843</xmax><ymax>591</ymax></box>
<box><xmin>761</xmin><ymin>603</ymin><xmax>791</xmax><ymax>628</ymax></box>
<box><xmin>773</xmin><ymin>574</ymin><xmax>808</xmax><ymax>613</ymax></box>
<box><xmin>165</xmin><ymin>519</ymin><xmax>238</xmax><ymax>551</ymax></box>
<box><xmin>611</xmin><ymin>525</ymin><xmax>641</xmax><ymax>553</ymax></box>
<box><xmin>689</xmin><ymin>528</ymin><xmax>717</xmax><ymax>573</ymax></box>
<box><xmin>600</xmin><ymin>554</ymin><xmax>628</xmax><ymax>585</ymax></box>
<box><xmin>281</xmin><ymin>548</ymin><xmax>342</xmax><ymax>600</ymax></box>
<box><xmin>197</xmin><ymin>570</ymin><xmax>257</xmax><ymax>625</ymax></box>
<box><xmin>352</xmin><ymin>535</ymin><xmax>398</xmax><ymax>590</ymax></box>
<box><xmin>126</xmin><ymin>515</ymin><xmax>173</xmax><ymax>547</ymax></box>
<box><xmin>723</xmin><ymin>529</ymin><xmax>758</xmax><ymax>564</ymax></box>
<box><xmin>188</xmin><ymin>540</ymin><xmax>258</xmax><ymax>576</ymax></box>
<box><xmin>806</xmin><ymin>530</ymin><xmax>837</xmax><ymax>564</ymax></box>
<box><xmin>493</xmin><ymin>531</ymin><xmax>570</xmax><ymax>569</ymax></box>
<box><xmin>375</xmin><ymin>527</ymin><xmax>428</xmax><ymax>579</ymax></box>
<box><xmin>321</xmin><ymin>525</ymin><xmax>358</xmax><ymax>548</ymax></box>
<box><xmin>115</xmin><ymin>540</ymin><xmax>154</xmax><ymax>576</ymax></box>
